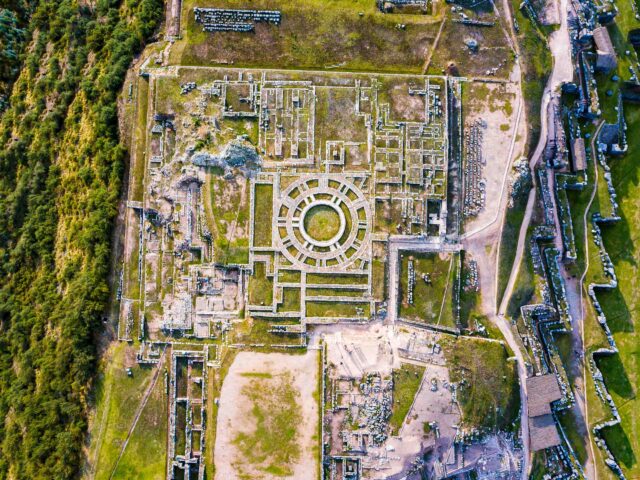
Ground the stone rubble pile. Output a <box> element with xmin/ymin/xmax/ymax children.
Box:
<box><xmin>194</xmin><ymin>7</ymin><xmax>281</xmax><ymax>33</ymax></box>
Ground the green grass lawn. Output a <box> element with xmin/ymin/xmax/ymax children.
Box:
<box><xmin>232</xmin><ymin>372</ymin><xmax>303</xmax><ymax>477</ymax></box>
<box><xmin>441</xmin><ymin>336</ymin><xmax>519</xmax><ymax>431</ymax></box>
<box><xmin>427</xmin><ymin>2</ymin><xmax>515</xmax><ymax>79</ymax></box>
<box><xmin>372</xmin><ymin>257</ymin><xmax>386</xmax><ymax>301</ymax></box>
<box><xmin>388</xmin><ymin>364</ymin><xmax>425</xmax><ymax>435</ymax></box>
<box><xmin>86</xmin><ymin>344</ymin><xmax>167</xmax><ymax>480</ymax></box>
<box><xmin>398</xmin><ymin>251</ymin><xmax>457</xmax><ymax>329</ymax></box>
<box><xmin>234</xmin><ymin>318</ymin><xmax>305</xmax><ymax>346</ymax></box>
<box><xmin>570</xmin><ymin>7</ymin><xmax>640</xmax><ymax>474</ymax></box>
<box><xmin>306</xmin><ymin>301</ymin><xmax>370</xmax><ymax>318</ymax></box>
<box><xmin>278</xmin><ymin>287</ymin><xmax>302</xmax><ymax>313</ymax></box>
<box><xmin>248</xmin><ymin>262</ymin><xmax>274</xmax><ymax>306</ymax></box>
<box><xmin>592</xmin><ymin>111</ymin><xmax>640</xmax><ymax>475</ymax></box>
<box><xmin>112</xmin><ymin>368</ymin><xmax>168</xmax><ymax>479</ymax></box>
<box><xmin>175</xmin><ymin>0</ymin><xmax>442</xmax><ymax>72</ymax></box>
<box><xmin>204</xmin><ymin>172</ymin><xmax>251</xmax><ymax>265</ymax></box>
<box><xmin>510</xmin><ymin>0</ymin><xmax>553</xmax><ymax>155</ymax></box>
<box><xmin>497</xmin><ymin>181</ymin><xmax>531</xmax><ymax>307</ymax></box>
<box><xmin>253</xmin><ymin>184</ymin><xmax>273</xmax><ymax>247</ymax></box>
<box><xmin>557</xmin><ymin>407</ymin><xmax>588</xmax><ymax>467</ymax></box>
<box><xmin>303</xmin><ymin>204</ymin><xmax>342</xmax><ymax>241</ymax></box>
<box><xmin>131</xmin><ymin>77</ymin><xmax>149</xmax><ymax>202</ymax></box>
<box><xmin>505</xmin><ymin>227</ymin><xmax>536</xmax><ymax>320</ymax></box>
<box><xmin>306</xmin><ymin>273</ymin><xmax>369</xmax><ymax>285</ymax></box>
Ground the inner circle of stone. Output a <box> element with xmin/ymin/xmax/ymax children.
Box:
<box><xmin>298</xmin><ymin>200</ymin><xmax>346</xmax><ymax>248</ymax></box>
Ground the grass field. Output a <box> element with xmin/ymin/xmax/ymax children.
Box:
<box><xmin>306</xmin><ymin>301</ymin><xmax>370</xmax><ymax>318</ymax></box>
<box><xmin>248</xmin><ymin>262</ymin><xmax>273</xmax><ymax>306</ymax></box>
<box><xmin>497</xmin><ymin>178</ymin><xmax>532</xmax><ymax>307</ymax></box>
<box><xmin>253</xmin><ymin>184</ymin><xmax>273</xmax><ymax>247</ymax></box>
<box><xmin>85</xmin><ymin>344</ymin><xmax>167</xmax><ymax>480</ymax></box>
<box><xmin>232</xmin><ymin>372</ymin><xmax>303</xmax><ymax>476</ymax></box>
<box><xmin>131</xmin><ymin>77</ymin><xmax>150</xmax><ymax>202</ymax></box>
<box><xmin>427</xmin><ymin>1</ymin><xmax>514</xmax><ymax>79</ymax></box>
<box><xmin>205</xmin><ymin>172</ymin><xmax>251</xmax><ymax>265</ymax></box>
<box><xmin>278</xmin><ymin>287</ymin><xmax>302</xmax><ymax>313</ymax></box>
<box><xmin>389</xmin><ymin>364</ymin><xmax>425</xmax><ymax>435</ymax></box>
<box><xmin>215</xmin><ymin>352</ymin><xmax>319</xmax><ymax>478</ymax></box>
<box><xmin>587</xmin><ymin>101</ymin><xmax>640</xmax><ymax>477</ymax></box>
<box><xmin>564</xmin><ymin>3</ymin><xmax>640</xmax><ymax>474</ymax></box>
<box><xmin>398</xmin><ymin>251</ymin><xmax>457</xmax><ymax>329</ymax></box>
<box><xmin>174</xmin><ymin>0</ymin><xmax>442</xmax><ymax>72</ymax></box>
<box><xmin>509</xmin><ymin>0</ymin><xmax>553</xmax><ymax>155</ymax></box>
<box><xmin>204</xmin><ymin>349</ymin><xmax>237</xmax><ymax>476</ymax></box>
<box><xmin>303</xmin><ymin>204</ymin><xmax>342</xmax><ymax>241</ymax></box>
<box><xmin>441</xmin><ymin>336</ymin><xmax>519</xmax><ymax>431</ymax></box>
<box><xmin>306</xmin><ymin>273</ymin><xmax>369</xmax><ymax>285</ymax></box>
<box><xmin>505</xmin><ymin>227</ymin><xmax>536</xmax><ymax>320</ymax></box>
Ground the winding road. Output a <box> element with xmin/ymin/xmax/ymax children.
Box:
<box><xmin>494</xmin><ymin>0</ymin><xmax>599</xmax><ymax>475</ymax></box>
<box><xmin>492</xmin><ymin>0</ymin><xmax>581</xmax><ymax>476</ymax></box>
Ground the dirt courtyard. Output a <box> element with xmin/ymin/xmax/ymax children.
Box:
<box><xmin>214</xmin><ymin>350</ymin><xmax>320</xmax><ymax>480</ymax></box>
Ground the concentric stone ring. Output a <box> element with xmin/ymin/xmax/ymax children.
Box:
<box><xmin>275</xmin><ymin>175</ymin><xmax>371</xmax><ymax>270</ymax></box>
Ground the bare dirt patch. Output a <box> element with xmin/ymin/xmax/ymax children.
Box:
<box><xmin>214</xmin><ymin>351</ymin><xmax>320</xmax><ymax>480</ymax></box>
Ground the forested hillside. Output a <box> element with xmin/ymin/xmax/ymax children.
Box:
<box><xmin>0</xmin><ymin>0</ymin><xmax>162</xmax><ymax>478</ymax></box>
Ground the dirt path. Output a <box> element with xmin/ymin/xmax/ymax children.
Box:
<box><xmin>422</xmin><ymin>15</ymin><xmax>448</xmax><ymax>74</ymax></box>
<box><xmin>496</xmin><ymin>0</ymin><xmax>598</xmax><ymax>474</ymax></box>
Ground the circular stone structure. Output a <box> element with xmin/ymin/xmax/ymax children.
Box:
<box><xmin>275</xmin><ymin>176</ymin><xmax>371</xmax><ymax>270</ymax></box>
<box><xmin>299</xmin><ymin>201</ymin><xmax>346</xmax><ymax>247</ymax></box>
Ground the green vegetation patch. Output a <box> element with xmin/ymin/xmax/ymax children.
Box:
<box><xmin>131</xmin><ymin>77</ymin><xmax>150</xmax><ymax>202</ymax></box>
<box><xmin>279</xmin><ymin>287</ymin><xmax>302</xmax><ymax>312</ymax></box>
<box><xmin>510</xmin><ymin>0</ymin><xmax>553</xmax><ymax>154</ymax></box>
<box><xmin>88</xmin><ymin>344</ymin><xmax>167</xmax><ymax>480</ymax></box>
<box><xmin>497</xmin><ymin>173</ymin><xmax>532</xmax><ymax>305</ymax></box>
<box><xmin>303</xmin><ymin>204</ymin><xmax>342</xmax><ymax>242</ymax></box>
<box><xmin>428</xmin><ymin>5</ymin><xmax>515</xmax><ymax>79</ymax></box>
<box><xmin>505</xmin><ymin>228</ymin><xmax>536</xmax><ymax>320</ymax></box>
<box><xmin>399</xmin><ymin>251</ymin><xmax>457</xmax><ymax>329</ymax></box>
<box><xmin>248</xmin><ymin>262</ymin><xmax>273</xmax><ymax>306</ymax></box>
<box><xmin>306</xmin><ymin>301</ymin><xmax>370</xmax><ymax>318</ymax></box>
<box><xmin>306</xmin><ymin>273</ymin><xmax>369</xmax><ymax>285</ymax></box>
<box><xmin>585</xmin><ymin>101</ymin><xmax>640</xmax><ymax>477</ymax></box>
<box><xmin>389</xmin><ymin>364</ymin><xmax>425</xmax><ymax>435</ymax></box>
<box><xmin>253</xmin><ymin>183</ymin><xmax>274</xmax><ymax>247</ymax></box>
<box><xmin>279</xmin><ymin>270</ymin><xmax>302</xmax><ymax>283</ymax></box>
<box><xmin>232</xmin><ymin>372</ymin><xmax>303</xmax><ymax>476</ymax></box>
<box><xmin>234</xmin><ymin>318</ymin><xmax>304</xmax><ymax>347</ymax></box>
<box><xmin>0</xmin><ymin>0</ymin><xmax>163</xmax><ymax>476</ymax></box>
<box><xmin>441</xmin><ymin>337</ymin><xmax>519</xmax><ymax>430</ymax></box>
<box><xmin>177</xmin><ymin>0</ymin><xmax>441</xmax><ymax>72</ymax></box>
<box><xmin>205</xmin><ymin>172</ymin><xmax>250</xmax><ymax>265</ymax></box>
<box><xmin>372</xmin><ymin>257</ymin><xmax>387</xmax><ymax>301</ymax></box>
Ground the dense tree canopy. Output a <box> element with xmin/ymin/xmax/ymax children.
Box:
<box><xmin>0</xmin><ymin>0</ymin><xmax>162</xmax><ymax>478</ymax></box>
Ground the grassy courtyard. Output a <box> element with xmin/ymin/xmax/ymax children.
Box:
<box><xmin>398</xmin><ymin>251</ymin><xmax>458</xmax><ymax>329</ymax></box>
<box><xmin>303</xmin><ymin>204</ymin><xmax>342</xmax><ymax>242</ymax></box>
